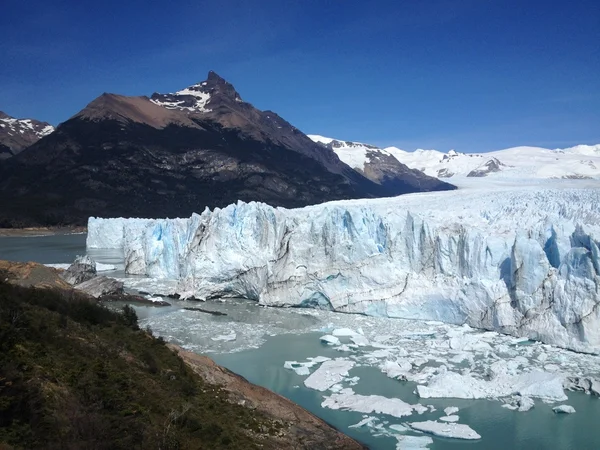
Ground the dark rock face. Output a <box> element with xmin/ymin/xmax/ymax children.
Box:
<box><xmin>0</xmin><ymin>72</ymin><xmax>455</xmax><ymax>226</ymax></box>
<box><xmin>74</xmin><ymin>276</ymin><xmax>124</xmax><ymax>298</ymax></box>
<box><xmin>467</xmin><ymin>157</ymin><xmax>506</xmax><ymax>177</ymax></box>
<box><xmin>313</xmin><ymin>138</ymin><xmax>455</xmax><ymax>193</ymax></box>
<box><xmin>60</xmin><ymin>255</ymin><xmax>97</xmax><ymax>285</ymax></box>
<box><xmin>0</xmin><ymin>111</ymin><xmax>54</xmax><ymax>159</ymax></box>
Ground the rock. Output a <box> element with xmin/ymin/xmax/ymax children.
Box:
<box><xmin>102</xmin><ymin>293</ymin><xmax>171</xmax><ymax>306</ymax></box>
<box><xmin>553</xmin><ymin>405</ymin><xmax>576</xmax><ymax>414</ymax></box>
<box><xmin>75</xmin><ymin>276</ymin><xmax>123</xmax><ymax>298</ymax></box>
<box><xmin>60</xmin><ymin>255</ymin><xmax>97</xmax><ymax>285</ymax></box>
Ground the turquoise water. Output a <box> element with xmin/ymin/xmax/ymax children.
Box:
<box><xmin>213</xmin><ymin>333</ymin><xmax>600</xmax><ymax>450</ymax></box>
<box><xmin>2</xmin><ymin>234</ymin><xmax>600</xmax><ymax>449</ymax></box>
<box><xmin>0</xmin><ymin>234</ymin><xmax>87</xmax><ymax>263</ymax></box>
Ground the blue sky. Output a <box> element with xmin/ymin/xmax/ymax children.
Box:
<box><xmin>1</xmin><ymin>0</ymin><xmax>598</xmax><ymax>152</ymax></box>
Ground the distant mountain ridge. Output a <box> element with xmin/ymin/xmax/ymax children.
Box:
<box><xmin>308</xmin><ymin>135</ymin><xmax>454</xmax><ymax>192</ymax></box>
<box><xmin>0</xmin><ymin>111</ymin><xmax>54</xmax><ymax>159</ymax></box>
<box><xmin>382</xmin><ymin>144</ymin><xmax>600</xmax><ymax>180</ymax></box>
<box><xmin>310</xmin><ymin>134</ymin><xmax>600</xmax><ymax>181</ymax></box>
<box><xmin>0</xmin><ymin>72</ymin><xmax>455</xmax><ymax>227</ymax></box>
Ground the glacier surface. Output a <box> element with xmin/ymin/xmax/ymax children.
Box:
<box><xmin>87</xmin><ymin>185</ymin><xmax>600</xmax><ymax>352</ymax></box>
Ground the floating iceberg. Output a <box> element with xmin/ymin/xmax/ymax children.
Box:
<box><xmin>407</xmin><ymin>420</ymin><xmax>481</xmax><ymax>440</ymax></box>
<box><xmin>87</xmin><ymin>185</ymin><xmax>600</xmax><ymax>352</ymax></box>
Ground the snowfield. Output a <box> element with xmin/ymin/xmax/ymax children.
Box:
<box><xmin>88</xmin><ymin>178</ymin><xmax>600</xmax><ymax>353</ymax></box>
<box><xmin>308</xmin><ymin>135</ymin><xmax>600</xmax><ymax>181</ymax></box>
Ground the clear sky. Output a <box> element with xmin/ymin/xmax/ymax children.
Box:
<box><xmin>1</xmin><ymin>0</ymin><xmax>598</xmax><ymax>152</ymax></box>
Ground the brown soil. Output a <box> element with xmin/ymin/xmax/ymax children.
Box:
<box><xmin>169</xmin><ymin>345</ymin><xmax>366</xmax><ymax>450</ymax></box>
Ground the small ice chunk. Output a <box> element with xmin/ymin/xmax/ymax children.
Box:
<box><xmin>211</xmin><ymin>331</ymin><xmax>236</xmax><ymax>341</ymax></box>
<box><xmin>380</xmin><ymin>360</ymin><xmax>412</xmax><ymax>380</ymax></box>
<box><xmin>389</xmin><ymin>423</ymin><xmax>409</xmax><ymax>433</ymax></box>
<box><xmin>408</xmin><ymin>420</ymin><xmax>481</xmax><ymax>440</ymax></box>
<box><xmin>348</xmin><ymin>417</ymin><xmax>377</xmax><ymax>428</ymax></box>
<box><xmin>332</xmin><ymin>327</ymin><xmax>359</xmax><ymax>337</ymax></box>
<box><xmin>440</xmin><ymin>415</ymin><xmax>459</xmax><ymax>422</ymax></box>
<box><xmin>304</xmin><ymin>359</ymin><xmax>354</xmax><ymax>391</ymax></box>
<box><xmin>553</xmin><ymin>405</ymin><xmax>576</xmax><ymax>414</ymax></box>
<box><xmin>444</xmin><ymin>406</ymin><xmax>459</xmax><ymax>415</ymax></box>
<box><xmin>320</xmin><ymin>335</ymin><xmax>341</xmax><ymax>346</ymax></box>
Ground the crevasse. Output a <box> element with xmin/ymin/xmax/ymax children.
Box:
<box><xmin>87</xmin><ymin>187</ymin><xmax>600</xmax><ymax>353</ymax></box>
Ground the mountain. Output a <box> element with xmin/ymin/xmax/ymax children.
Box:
<box><xmin>381</xmin><ymin>145</ymin><xmax>600</xmax><ymax>180</ymax></box>
<box><xmin>308</xmin><ymin>135</ymin><xmax>455</xmax><ymax>192</ymax></box>
<box><xmin>0</xmin><ymin>72</ymin><xmax>455</xmax><ymax>227</ymax></box>
<box><xmin>0</xmin><ymin>111</ymin><xmax>54</xmax><ymax>159</ymax></box>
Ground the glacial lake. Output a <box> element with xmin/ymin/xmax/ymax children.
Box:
<box><xmin>2</xmin><ymin>233</ymin><xmax>600</xmax><ymax>450</ymax></box>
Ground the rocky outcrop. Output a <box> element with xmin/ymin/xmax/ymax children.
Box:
<box><xmin>467</xmin><ymin>157</ymin><xmax>507</xmax><ymax>177</ymax></box>
<box><xmin>169</xmin><ymin>344</ymin><xmax>366</xmax><ymax>450</ymax></box>
<box><xmin>60</xmin><ymin>255</ymin><xmax>97</xmax><ymax>285</ymax></box>
<box><xmin>0</xmin><ymin>111</ymin><xmax>54</xmax><ymax>159</ymax></box>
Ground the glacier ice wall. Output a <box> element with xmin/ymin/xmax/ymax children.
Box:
<box><xmin>87</xmin><ymin>187</ymin><xmax>600</xmax><ymax>353</ymax></box>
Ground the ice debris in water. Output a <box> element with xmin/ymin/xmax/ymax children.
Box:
<box><xmin>408</xmin><ymin>420</ymin><xmax>481</xmax><ymax>440</ymax></box>
<box><xmin>304</xmin><ymin>359</ymin><xmax>355</xmax><ymax>391</ymax></box>
<box><xmin>210</xmin><ymin>331</ymin><xmax>236</xmax><ymax>342</ymax></box>
<box><xmin>552</xmin><ymin>405</ymin><xmax>576</xmax><ymax>414</ymax></box>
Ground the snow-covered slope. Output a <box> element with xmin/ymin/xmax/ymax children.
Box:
<box><xmin>88</xmin><ymin>180</ymin><xmax>600</xmax><ymax>353</ymax></box>
<box><xmin>308</xmin><ymin>135</ymin><xmax>385</xmax><ymax>171</ymax></box>
<box><xmin>0</xmin><ymin>111</ymin><xmax>54</xmax><ymax>158</ymax></box>
<box><xmin>307</xmin><ymin>135</ymin><xmax>455</xmax><ymax>192</ymax></box>
<box><xmin>384</xmin><ymin>145</ymin><xmax>600</xmax><ymax>181</ymax></box>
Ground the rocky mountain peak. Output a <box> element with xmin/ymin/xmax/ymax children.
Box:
<box><xmin>0</xmin><ymin>111</ymin><xmax>55</xmax><ymax>159</ymax></box>
<box><xmin>150</xmin><ymin>71</ymin><xmax>242</xmax><ymax>113</ymax></box>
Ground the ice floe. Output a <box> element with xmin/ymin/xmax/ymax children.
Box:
<box><xmin>553</xmin><ymin>405</ymin><xmax>576</xmax><ymax>414</ymax></box>
<box><xmin>304</xmin><ymin>359</ymin><xmax>355</xmax><ymax>391</ymax></box>
<box><xmin>322</xmin><ymin>388</ymin><xmax>417</xmax><ymax>418</ymax></box>
<box><xmin>408</xmin><ymin>420</ymin><xmax>481</xmax><ymax>440</ymax></box>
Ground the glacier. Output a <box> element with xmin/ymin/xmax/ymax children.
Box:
<box><xmin>87</xmin><ymin>185</ymin><xmax>600</xmax><ymax>353</ymax></box>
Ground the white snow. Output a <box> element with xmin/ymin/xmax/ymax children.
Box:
<box><xmin>308</xmin><ymin>134</ymin><xmax>396</xmax><ymax>171</ymax></box>
<box><xmin>303</xmin><ymin>359</ymin><xmax>355</xmax><ymax>391</ymax></box>
<box><xmin>408</xmin><ymin>420</ymin><xmax>481</xmax><ymax>440</ymax></box>
<box><xmin>87</xmin><ymin>180</ymin><xmax>600</xmax><ymax>353</ymax></box>
<box><xmin>150</xmin><ymin>84</ymin><xmax>212</xmax><ymax>112</ymax></box>
<box><xmin>384</xmin><ymin>144</ymin><xmax>600</xmax><ymax>182</ymax></box>
<box><xmin>0</xmin><ymin>115</ymin><xmax>55</xmax><ymax>140</ymax></box>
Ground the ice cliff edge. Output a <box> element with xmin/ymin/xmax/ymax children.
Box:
<box><xmin>87</xmin><ymin>187</ymin><xmax>600</xmax><ymax>353</ymax></box>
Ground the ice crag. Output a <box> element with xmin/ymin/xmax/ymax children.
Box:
<box><xmin>87</xmin><ymin>185</ymin><xmax>600</xmax><ymax>352</ymax></box>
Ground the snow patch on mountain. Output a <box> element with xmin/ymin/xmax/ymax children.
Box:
<box><xmin>308</xmin><ymin>134</ymin><xmax>386</xmax><ymax>171</ymax></box>
<box><xmin>150</xmin><ymin>84</ymin><xmax>213</xmax><ymax>112</ymax></box>
<box><xmin>0</xmin><ymin>115</ymin><xmax>54</xmax><ymax>139</ymax></box>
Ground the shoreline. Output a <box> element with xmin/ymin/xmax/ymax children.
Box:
<box><xmin>0</xmin><ymin>226</ymin><xmax>87</xmax><ymax>237</ymax></box>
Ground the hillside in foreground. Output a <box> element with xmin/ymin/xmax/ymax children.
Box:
<box><xmin>0</xmin><ymin>262</ymin><xmax>363</xmax><ymax>450</ymax></box>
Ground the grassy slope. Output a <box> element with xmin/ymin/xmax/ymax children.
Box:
<box><xmin>0</xmin><ymin>280</ymin><xmax>285</xmax><ymax>450</ymax></box>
